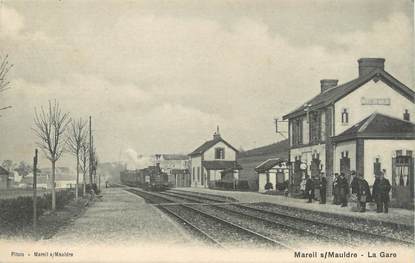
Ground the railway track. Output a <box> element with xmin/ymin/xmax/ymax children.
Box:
<box><xmin>167</xmin><ymin>189</ymin><xmax>415</xmax><ymax>247</ymax></box>
<box><xmin>126</xmin><ymin>188</ymin><xmax>293</xmax><ymax>249</ymax></box>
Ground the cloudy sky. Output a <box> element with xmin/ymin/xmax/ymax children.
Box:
<box><xmin>0</xmin><ymin>0</ymin><xmax>413</xmax><ymax>167</ymax></box>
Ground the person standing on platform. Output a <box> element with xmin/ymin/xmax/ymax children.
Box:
<box><xmin>373</xmin><ymin>170</ymin><xmax>391</xmax><ymax>213</ymax></box>
<box><xmin>356</xmin><ymin>174</ymin><xmax>371</xmax><ymax>212</ymax></box>
<box><xmin>332</xmin><ymin>173</ymin><xmax>340</xmax><ymax>205</ymax></box>
<box><xmin>305</xmin><ymin>175</ymin><xmax>314</xmax><ymax>203</ymax></box>
<box><xmin>350</xmin><ymin>171</ymin><xmax>359</xmax><ymax>210</ymax></box>
<box><xmin>319</xmin><ymin>172</ymin><xmax>327</xmax><ymax>204</ymax></box>
<box><xmin>338</xmin><ymin>173</ymin><xmax>349</xmax><ymax>207</ymax></box>
<box><xmin>300</xmin><ymin>177</ymin><xmax>307</xmax><ymax>198</ymax></box>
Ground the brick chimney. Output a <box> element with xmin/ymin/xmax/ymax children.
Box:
<box><xmin>320</xmin><ymin>79</ymin><xmax>338</xmax><ymax>93</ymax></box>
<box><xmin>358</xmin><ymin>58</ymin><xmax>385</xmax><ymax>77</ymax></box>
<box><xmin>213</xmin><ymin>125</ymin><xmax>221</xmax><ymax>140</ymax></box>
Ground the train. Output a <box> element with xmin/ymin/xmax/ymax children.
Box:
<box><xmin>120</xmin><ymin>164</ymin><xmax>169</xmax><ymax>191</ymax></box>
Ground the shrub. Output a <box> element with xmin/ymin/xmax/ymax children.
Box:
<box><xmin>0</xmin><ymin>189</ymin><xmax>75</xmax><ymax>229</ymax></box>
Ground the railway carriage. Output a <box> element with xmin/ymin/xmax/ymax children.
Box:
<box><xmin>120</xmin><ymin>164</ymin><xmax>169</xmax><ymax>191</ymax></box>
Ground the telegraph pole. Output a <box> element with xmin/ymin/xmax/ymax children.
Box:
<box><xmin>89</xmin><ymin>116</ymin><xmax>93</xmax><ymax>189</ymax></box>
<box><xmin>32</xmin><ymin>149</ymin><xmax>38</xmax><ymax>236</ymax></box>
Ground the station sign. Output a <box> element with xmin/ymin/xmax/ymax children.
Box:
<box><xmin>361</xmin><ymin>97</ymin><xmax>390</xmax><ymax>105</ymax></box>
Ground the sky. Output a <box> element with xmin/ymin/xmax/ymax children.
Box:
<box><xmin>0</xmin><ymin>0</ymin><xmax>413</xmax><ymax>168</ymax></box>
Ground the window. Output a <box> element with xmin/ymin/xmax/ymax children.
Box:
<box><xmin>341</xmin><ymin>108</ymin><xmax>349</xmax><ymax>124</ymax></box>
<box><xmin>320</xmin><ymin>111</ymin><xmax>326</xmax><ymax>141</ymax></box>
<box><xmin>403</xmin><ymin>109</ymin><xmax>410</xmax><ymax>121</ymax></box>
<box><xmin>309</xmin><ymin>112</ymin><xmax>319</xmax><ymax>143</ymax></box>
<box><xmin>303</xmin><ymin>117</ymin><xmax>309</xmax><ymax>144</ymax></box>
<box><xmin>215</xmin><ymin>148</ymin><xmax>225</xmax><ymax>159</ymax></box>
<box><xmin>395</xmin><ymin>151</ymin><xmax>411</xmax><ymax>186</ymax></box>
<box><xmin>292</xmin><ymin>117</ymin><xmax>303</xmax><ymax>146</ymax></box>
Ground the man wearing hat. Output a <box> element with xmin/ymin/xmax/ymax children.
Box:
<box><xmin>332</xmin><ymin>173</ymin><xmax>340</xmax><ymax>205</ymax></box>
<box><xmin>319</xmin><ymin>172</ymin><xmax>327</xmax><ymax>204</ymax></box>
<box><xmin>356</xmin><ymin>173</ymin><xmax>371</xmax><ymax>212</ymax></box>
<box><xmin>305</xmin><ymin>175</ymin><xmax>314</xmax><ymax>203</ymax></box>
<box><xmin>373</xmin><ymin>170</ymin><xmax>391</xmax><ymax>213</ymax></box>
<box><xmin>338</xmin><ymin>173</ymin><xmax>349</xmax><ymax>207</ymax></box>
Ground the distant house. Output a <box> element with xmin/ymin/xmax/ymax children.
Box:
<box><xmin>18</xmin><ymin>167</ymin><xmax>76</xmax><ymax>189</ymax></box>
<box><xmin>238</xmin><ymin>139</ymin><xmax>289</xmax><ymax>191</ymax></box>
<box><xmin>189</xmin><ymin>127</ymin><xmax>241</xmax><ymax>188</ymax></box>
<box><xmin>19</xmin><ymin>175</ymin><xmax>48</xmax><ymax>189</ymax></box>
<box><xmin>0</xmin><ymin>166</ymin><xmax>10</xmax><ymax>189</ymax></box>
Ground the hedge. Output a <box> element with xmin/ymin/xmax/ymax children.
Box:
<box><xmin>0</xmin><ymin>189</ymin><xmax>75</xmax><ymax>228</ymax></box>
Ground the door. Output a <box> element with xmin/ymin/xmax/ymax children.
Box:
<box><xmin>340</xmin><ymin>152</ymin><xmax>351</xmax><ymax>183</ymax></box>
<box><xmin>392</xmin><ymin>153</ymin><xmax>414</xmax><ymax>208</ymax></box>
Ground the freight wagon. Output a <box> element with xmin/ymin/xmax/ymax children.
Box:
<box><xmin>120</xmin><ymin>164</ymin><xmax>169</xmax><ymax>191</ymax></box>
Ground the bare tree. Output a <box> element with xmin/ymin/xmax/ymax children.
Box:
<box><xmin>33</xmin><ymin>100</ymin><xmax>71</xmax><ymax>211</ymax></box>
<box><xmin>79</xmin><ymin>140</ymin><xmax>89</xmax><ymax>196</ymax></box>
<box><xmin>66</xmin><ymin>118</ymin><xmax>87</xmax><ymax>200</ymax></box>
<box><xmin>0</xmin><ymin>54</ymin><xmax>13</xmax><ymax>115</ymax></box>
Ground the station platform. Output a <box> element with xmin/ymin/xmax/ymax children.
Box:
<box><xmin>175</xmin><ymin>187</ymin><xmax>414</xmax><ymax>227</ymax></box>
<box><xmin>48</xmin><ymin>187</ymin><xmax>193</xmax><ymax>245</ymax></box>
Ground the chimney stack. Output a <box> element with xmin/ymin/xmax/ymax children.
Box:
<box><xmin>320</xmin><ymin>79</ymin><xmax>338</xmax><ymax>93</ymax></box>
<box><xmin>358</xmin><ymin>58</ymin><xmax>385</xmax><ymax>77</ymax></box>
<box><xmin>213</xmin><ymin>125</ymin><xmax>221</xmax><ymax>140</ymax></box>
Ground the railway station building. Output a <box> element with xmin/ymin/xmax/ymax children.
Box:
<box><xmin>282</xmin><ymin>58</ymin><xmax>414</xmax><ymax>208</ymax></box>
<box><xmin>189</xmin><ymin>127</ymin><xmax>241</xmax><ymax>188</ymax></box>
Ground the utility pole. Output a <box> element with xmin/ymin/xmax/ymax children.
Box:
<box><xmin>89</xmin><ymin>116</ymin><xmax>93</xmax><ymax>189</ymax></box>
<box><xmin>32</xmin><ymin>149</ymin><xmax>38</xmax><ymax>236</ymax></box>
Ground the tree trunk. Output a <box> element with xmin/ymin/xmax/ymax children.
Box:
<box><xmin>83</xmin><ymin>170</ymin><xmax>86</xmax><ymax>196</ymax></box>
<box><xmin>51</xmin><ymin>160</ymin><xmax>56</xmax><ymax>211</ymax></box>
<box><xmin>89</xmin><ymin>166</ymin><xmax>93</xmax><ymax>188</ymax></box>
<box><xmin>75</xmin><ymin>154</ymin><xmax>79</xmax><ymax>200</ymax></box>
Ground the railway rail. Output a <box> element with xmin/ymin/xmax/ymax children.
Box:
<box><xmin>166</xmin><ymin>189</ymin><xmax>414</xmax><ymax>247</ymax></box>
<box><xmin>126</xmin><ymin>188</ymin><xmax>293</xmax><ymax>249</ymax></box>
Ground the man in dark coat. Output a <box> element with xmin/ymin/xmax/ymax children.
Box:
<box><xmin>305</xmin><ymin>175</ymin><xmax>314</xmax><ymax>203</ymax></box>
<box><xmin>356</xmin><ymin>174</ymin><xmax>371</xmax><ymax>212</ymax></box>
<box><xmin>373</xmin><ymin>171</ymin><xmax>391</xmax><ymax>213</ymax></box>
<box><xmin>350</xmin><ymin>171</ymin><xmax>359</xmax><ymax>210</ymax></box>
<box><xmin>338</xmin><ymin>173</ymin><xmax>349</xmax><ymax>207</ymax></box>
<box><xmin>350</xmin><ymin>171</ymin><xmax>359</xmax><ymax>195</ymax></box>
<box><xmin>332</xmin><ymin>173</ymin><xmax>340</xmax><ymax>205</ymax></box>
<box><xmin>319</xmin><ymin>172</ymin><xmax>327</xmax><ymax>204</ymax></box>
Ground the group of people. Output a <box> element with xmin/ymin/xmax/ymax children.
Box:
<box><xmin>302</xmin><ymin>169</ymin><xmax>392</xmax><ymax>213</ymax></box>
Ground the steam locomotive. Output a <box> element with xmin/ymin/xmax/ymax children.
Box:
<box><xmin>120</xmin><ymin>164</ymin><xmax>169</xmax><ymax>191</ymax></box>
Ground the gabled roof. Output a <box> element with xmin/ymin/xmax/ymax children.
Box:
<box><xmin>255</xmin><ymin>158</ymin><xmax>286</xmax><ymax>173</ymax></box>
<box><xmin>202</xmin><ymin>161</ymin><xmax>242</xmax><ymax>170</ymax></box>
<box><xmin>0</xmin><ymin>166</ymin><xmax>9</xmax><ymax>175</ymax></box>
<box><xmin>333</xmin><ymin>113</ymin><xmax>415</xmax><ymax>142</ymax></box>
<box><xmin>283</xmin><ymin>69</ymin><xmax>415</xmax><ymax>120</ymax></box>
<box><xmin>189</xmin><ymin>136</ymin><xmax>238</xmax><ymax>157</ymax></box>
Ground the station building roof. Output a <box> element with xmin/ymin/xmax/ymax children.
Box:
<box><xmin>332</xmin><ymin>113</ymin><xmax>415</xmax><ymax>143</ymax></box>
<box><xmin>189</xmin><ymin>136</ymin><xmax>238</xmax><ymax>157</ymax></box>
<box><xmin>283</xmin><ymin>69</ymin><xmax>414</xmax><ymax>120</ymax></box>
<box><xmin>255</xmin><ymin>158</ymin><xmax>287</xmax><ymax>173</ymax></box>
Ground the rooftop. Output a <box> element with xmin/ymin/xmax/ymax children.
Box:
<box><xmin>333</xmin><ymin>113</ymin><xmax>415</xmax><ymax>142</ymax></box>
<box><xmin>202</xmin><ymin>161</ymin><xmax>242</xmax><ymax>170</ymax></box>
<box><xmin>255</xmin><ymin>158</ymin><xmax>286</xmax><ymax>173</ymax></box>
<box><xmin>283</xmin><ymin>68</ymin><xmax>414</xmax><ymax>120</ymax></box>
